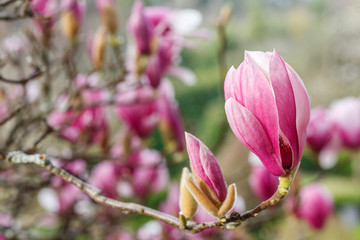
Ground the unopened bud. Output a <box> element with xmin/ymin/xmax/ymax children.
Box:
<box><xmin>91</xmin><ymin>27</ymin><xmax>107</xmax><ymax>70</ymax></box>
<box><xmin>185</xmin><ymin>176</ymin><xmax>218</xmax><ymax>217</ymax></box>
<box><xmin>101</xmin><ymin>5</ymin><xmax>118</xmax><ymax>35</ymax></box>
<box><xmin>218</xmin><ymin>4</ymin><xmax>232</xmax><ymax>27</ymax></box>
<box><xmin>61</xmin><ymin>11</ymin><xmax>79</xmax><ymax>42</ymax></box>
<box><xmin>218</xmin><ymin>183</ymin><xmax>237</xmax><ymax>218</ymax></box>
<box><xmin>179</xmin><ymin>168</ymin><xmax>197</xmax><ymax>219</ymax></box>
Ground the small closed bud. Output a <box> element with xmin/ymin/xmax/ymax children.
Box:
<box><xmin>101</xmin><ymin>5</ymin><xmax>118</xmax><ymax>35</ymax></box>
<box><xmin>179</xmin><ymin>168</ymin><xmax>198</xmax><ymax>219</ymax></box>
<box><xmin>96</xmin><ymin>0</ymin><xmax>118</xmax><ymax>34</ymax></box>
<box><xmin>218</xmin><ymin>4</ymin><xmax>232</xmax><ymax>27</ymax></box>
<box><xmin>60</xmin><ymin>0</ymin><xmax>86</xmax><ymax>43</ymax></box>
<box><xmin>218</xmin><ymin>183</ymin><xmax>237</xmax><ymax>218</ymax></box>
<box><xmin>88</xmin><ymin>27</ymin><xmax>107</xmax><ymax>70</ymax></box>
<box><xmin>61</xmin><ymin>11</ymin><xmax>78</xmax><ymax>41</ymax></box>
<box><xmin>185</xmin><ymin>176</ymin><xmax>218</xmax><ymax>217</ymax></box>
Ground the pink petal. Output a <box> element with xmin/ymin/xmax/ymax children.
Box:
<box><xmin>269</xmin><ymin>49</ymin><xmax>298</xmax><ymax>169</ymax></box>
<box><xmin>185</xmin><ymin>132</ymin><xmax>227</xmax><ymax>201</ymax></box>
<box><xmin>244</xmin><ymin>50</ymin><xmax>272</xmax><ymax>78</ymax></box>
<box><xmin>225</xmin><ymin>98</ymin><xmax>285</xmax><ymax>176</ymax></box>
<box><xmin>223</xmin><ymin>66</ymin><xmax>237</xmax><ymax>101</ymax></box>
<box><xmin>286</xmin><ymin>63</ymin><xmax>310</xmax><ymax>167</ymax></box>
<box><xmin>229</xmin><ymin>58</ymin><xmax>281</xmax><ymax>162</ymax></box>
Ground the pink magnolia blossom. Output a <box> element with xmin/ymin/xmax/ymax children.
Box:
<box><xmin>224</xmin><ymin>50</ymin><xmax>310</xmax><ymax>176</ymax></box>
<box><xmin>58</xmin><ymin>184</ymin><xmax>83</xmax><ymax>213</ymax></box>
<box><xmin>128</xmin><ymin>0</ymin><xmax>153</xmax><ymax>55</ymax></box>
<box><xmin>115</xmin><ymin>85</ymin><xmax>158</xmax><ymax>138</ymax></box>
<box><xmin>145</xmin><ymin>35</ymin><xmax>181</xmax><ymax>88</ymax></box>
<box><xmin>30</xmin><ymin>0</ymin><xmax>58</xmax><ymax>33</ymax></box>
<box><xmin>249</xmin><ymin>163</ymin><xmax>278</xmax><ymax>201</ymax></box>
<box><xmin>185</xmin><ymin>133</ymin><xmax>228</xmax><ymax>203</ymax></box>
<box><xmin>89</xmin><ymin>161</ymin><xmax>118</xmax><ymax>199</ymax></box>
<box><xmin>328</xmin><ymin>97</ymin><xmax>360</xmax><ymax>149</ymax></box>
<box><xmin>307</xmin><ymin>107</ymin><xmax>341</xmax><ymax>169</ymax></box>
<box><xmin>307</xmin><ymin>107</ymin><xmax>335</xmax><ymax>152</ymax></box>
<box><xmin>128</xmin><ymin>149</ymin><xmax>169</xmax><ymax>198</ymax></box>
<box><xmin>127</xmin><ymin>2</ymin><xmax>198</xmax><ymax>88</ymax></box>
<box><xmin>47</xmin><ymin>74</ymin><xmax>108</xmax><ymax>145</ymax></box>
<box><xmin>295</xmin><ymin>183</ymin><xmax>334</xmax><ymax>230</ymax></box>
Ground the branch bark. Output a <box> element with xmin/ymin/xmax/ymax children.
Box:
<box><xmin>2</xmin><ymin>151</ymin><xmax>290</xmax><ymax>234</ymax></box>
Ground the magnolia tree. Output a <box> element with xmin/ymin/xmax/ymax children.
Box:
<box><xmin>0</xmin><ymin>0</ymin><xmax>342</xmax><ymax>239</ymax></box>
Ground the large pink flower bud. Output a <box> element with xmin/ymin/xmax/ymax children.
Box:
<box><xmin>328</xmin><ymin>97</ymin><xmax>360</xmax><ymax>149</ymax></box>
<box><xmin>224</xmin><ymin>50</ymin><xmax>310</xmax><ymax>176</ymax></box>
<box><xmin>296</xmin><ymin>183</ymin><xmax>334</xmax><ymax>230</ymax></box>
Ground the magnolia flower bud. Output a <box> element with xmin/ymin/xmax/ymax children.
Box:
<box><xmin>96</xmin><ymin>0</ymin><xmax>118</xmax><ymax>34</ymax></box>
<box><xmin>88</xmin><ymin>27</ymin><xmax>107</xmax><ymax>70</ymax></box>
<box><xmin>185</xmin><ymin>132</ymin><xmax>237</xmax><ymax>218</ymax></box>
<box><xmin>291</xmin><ymin>183</ymin><xmax>334</xmax><ymax>230</ymax></box>
<box><xmin>225</xmin><ymin>49</ymin><xmax>310</xmax><ymax>177</ymax></box>
<box><xmin>60</xmin><ymin>0</ymin><xmax>86</xmax><ymax>42</ymax></box>
<box><xmin>179</xmin><ymin>168</ymin><xmax>197</xmax><ymax>219</ymax></box>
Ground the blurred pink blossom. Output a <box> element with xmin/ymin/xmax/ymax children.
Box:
<box><xmin>128</xmin><ymin>148</ymin><xmax>169</xmax><ymax>198</ymax></box>
<box><xmin>89</xmin><ymin>161</ymin><xmax>118</xmax><ymax>199</ymax></box>
<box><xmin>47</xmin><ymin>74</ymin><xmax>108</xmax><ymax>145</ymax></box>
<box><xmin>128</xmin><ymin>0</ymin><xmax>153</xmax><ymax>55</ymax></box>
<box><xmin>328</xmin><ymin>97</ymin><xmax>360</xmax><ymax>149</ymax></box>
<box><xmin>115</xmin><ymin>85</ymin><xmax>158</xmax><ymax>138</ymax></box>
<box><xmin>248</xmin><ymin>153</ymin><xmax>278</xmax><ymax>201</ymax></box>
<box><xmin>307</xmin><ymin>107</ymin><xmax>335</xmax><ymax>152</ymax></box>
<box><xmin>30</xmin><ymin>0</ymin><xmax>58</xmax><ymax>33</ymax></box>
<box><xmin>293</xmin><ymin>183</ymin><xmax>334</xmax><ymax>230</ymax></box>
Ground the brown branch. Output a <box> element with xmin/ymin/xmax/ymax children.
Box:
<box><xmin>0</xmin><ymin>104</ymin><xmax>24</xmax><ymax>126</ymax></box>
<box><xmin>0</xmin><ymin>66</ymin><xmax>42</xmax><ymax>84</ymax></box>
<box><xmin>0</xmin><ymin>0</ymin><xmax>17</xmax><ymax>9</ymax></box>
<box><xmin>2</xmin><ymin>151</ymin><xmax>292</xmax><ymax>234</ymax></box>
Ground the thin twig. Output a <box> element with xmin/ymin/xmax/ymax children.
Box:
<box><xmin>0</xmin><ymin>67</ymin><xmax>42</xmax><ymax>84</ymax></box>
<box><xmin>2</xmin><ymin>151</ymin><xmax>291</xmax><ymax>234</ymax></box>
<box><xmin>0</xmin><ymin>104</ymin><xmax>24</xmax><ymax>126</ymax></box>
